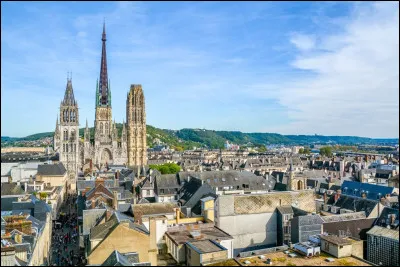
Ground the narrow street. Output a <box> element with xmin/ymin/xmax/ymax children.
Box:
<box><xmin>51</xmin><ymin>194</ymin><xmax>84</xmax><ymax>266</ymax></box>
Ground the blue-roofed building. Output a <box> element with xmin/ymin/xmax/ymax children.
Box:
<box><xmin>341</xmin><ymin>181</ymin><xmax>395</xmax><ymax>201</ymax></box>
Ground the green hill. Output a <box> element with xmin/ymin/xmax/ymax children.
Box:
<box><xmin>2</xmin><ymin>126</ymin><xmax>398</xmax><ymax>149</ymax></box>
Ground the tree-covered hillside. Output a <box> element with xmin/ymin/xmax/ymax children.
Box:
<box><xmin>2</xmin><ymin>126</ymin><xmax>398</xmax><ymax>149</ymax></box>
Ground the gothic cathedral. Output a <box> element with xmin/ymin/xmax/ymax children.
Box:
<box><xmin>55</xmin><ymin>23</ymin><xmax>148</xmax><ymax>172</ymax></box>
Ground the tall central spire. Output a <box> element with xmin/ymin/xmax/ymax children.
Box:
<box><xmin>99</xmin><ymin>20</ymin><xmax>109</xmax><ymax>106</ymax></box>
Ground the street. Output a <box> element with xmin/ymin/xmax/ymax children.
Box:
<box><xmin>51</xmin><ymin>194</ymin><xmax>85</xmax><ymax>266</ymax></box>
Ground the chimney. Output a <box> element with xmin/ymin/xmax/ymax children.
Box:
<box><xmin>133</xmin><ymin>185</ymin><xmax>137</xmax><ymax>205</ymax></box>
<box><xmin>90</xmin><ymin>159</ymin><xmax>93</xmax><ymax>171</ymax></box>
<box><xmin>8</xmin><ymin>176</ymin><xmax>12</xmax><ymax>183</ymax></box>
<box><xmin>175</xmin><ymin>208</ymin><xmax>180</xmax><ymax>224</ymax></box>
<box><xmin>334</xmin><ymin>189</ymin><xmax>342</xmax><ymax>202</ymax></box>
<box><xmin>106</xmin><ymin>209</ymin><xmax>113</xmax><ymax>220</ymax></box>
<box><xmin>24</xmin><ymin>182</ymin><xmax>27</xmax><ymax>193</ymax></box>
<box><xmin>113</xmin><ymin>191</ymin><xmax>118</xmax><ymax>210</ymax></box>
<box><xmin>361</xmin><ymin>192</ymin><xmax>367</xmax><ymax>199</ymax></box>
<box><xmin>323</xmin><ymin>192</ymin><xmax>328</xmax><ymax>204</ymax></box>
<box><xmin>391</xmin><ymin>214</ymin><xmax>396</xmax><ymax>225</ymax></box>
<box><xmin>149</xmin><ymin>217</ymin><xmax>157</xmax><ymax>253</ymax></box>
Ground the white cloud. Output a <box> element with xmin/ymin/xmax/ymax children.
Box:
<box><xmin>262</xmin><ymin>1</ymin><xmax>399</xmax><ymax>138</ymax></box>
<box><xmin>290</xmin><ymin>33</ymin><xmax>316</xmax><ymax>51</ymax></box>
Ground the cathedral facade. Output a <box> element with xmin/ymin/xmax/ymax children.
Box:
<box><xmin>81</xmin><ymin>23</ymin><xmax>128</xmax><ymax>167</ymax></box>
<box><xmin>54</xmin><ymin>23</ymin><xmax>147</xmax><ymax>171</ymax></box>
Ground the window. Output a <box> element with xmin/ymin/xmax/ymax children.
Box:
<box><xmin>284</xmin><ymin>226</ymin><xmax>290</xmax><ymax>234</ymax></box>
<box><xmin>105</xmin><ymin>123</ymin><xmax>108</xmax><ymax>134</ymax></box>
<box><xmin>160</xmin><ymin>189</ymin><xmax>164</xmax><ymax>194</ymax></box>
<box><xmin>74</xmin><ymin>144</ymin><xmax>76</xmax><ymax>152</ymax></box>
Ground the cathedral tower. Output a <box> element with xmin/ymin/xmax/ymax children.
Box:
<box><xmin>93</xmin><ymin>22</ymin><xmax>114</xmax><ymax>166</ymax></box>
<box><xmin>126</xmin><ymin>84</ymin><xmax>147</xmax><ymax>166</ymax></box>
<box><xmin>54</xmin><ymin>76</ymin><xmax>79</xmax><ymax>192</ymax></box>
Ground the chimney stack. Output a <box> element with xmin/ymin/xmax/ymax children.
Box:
<box><xmin>175</xmin><ymin>208</ymin><xmax>180</xmax><ymax>224</ymax></box>
<box><xmin>334</xmin><ymin>189</ymin><xmax>342</xmax><ymax>202</ymax></box>
<box><xmin>113</xmin><ymin>191</ymin><xmax>118</xmax><ymax>210</ymax></box>
<box><xmin>323</xmin><ymin>192</ymin><xmax>328</xmax><ymax>204</ymax></box>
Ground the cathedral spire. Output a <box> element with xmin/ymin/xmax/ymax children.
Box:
<box><xmin>86</xmin><ymin>119</ymin><xmax>88</xmax><ymax>129</ymax></box>
<box><xmin>63</xmin><ymin>76</ymin><xmax>76</xmax><ymax>106</ymax></box>
<box><xmin>98</xmin><ymin>21</ymin><xmax>109</xmax><ymax>106</ymax></box>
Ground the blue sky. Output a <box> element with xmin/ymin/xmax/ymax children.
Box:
<box><xmin>1</xmin><ymin>1</ymin><xmax>399</xmax><ymax>138</ymax></box>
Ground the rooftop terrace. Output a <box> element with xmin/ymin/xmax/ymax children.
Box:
<box><xmin>226</xmin><ymin>251</ymin><xmax>371</xmax><ymax>266</ymax></box>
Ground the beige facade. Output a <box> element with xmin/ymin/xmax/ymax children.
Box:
<box><xmin>126</xmin><ymin>84</ymin><xmax>147</xmax><ymax>167</ymax></box>
<box><xmin>36</xmin><ymin>172</ymin><xmax>67</xmax><ymax>188</ymax></box>
<box><xmin>186</xmin><ymin>241</ymin><xmax>228</xmax><ymax>266</ymax></box>
<box><xmin>87</xmin><ymin>221</ymin><xmax>157</xmax><ymax>265</ymax></box>
<box><xmin>30</xmin><ymin>213</ymin><xmax>52</xmax><ymax>266</ymax></box>
<box><xmin>320</xmin><ymin>236</ymin><xmax>363</xmax><ymax>259</ymax></box>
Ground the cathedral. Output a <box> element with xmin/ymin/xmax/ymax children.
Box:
<box><xmin>54</xmin><ymin>22</ymin><xmax>147</xmax><ymax>175</ymax></box>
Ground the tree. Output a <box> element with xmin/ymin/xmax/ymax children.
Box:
<box><xmin>258</xmin><ymin>146</ymin><xmax>267</xmax><ymax>153</ymax></box>
<box><xmin>149</xmin><ymin>163</ymin><xmax>181</xmax><ymax>174</ymax></box>
<box><xmin>320</xmin><ymin>146</ymin><xmax>333</xmax><ymax>157</ymax></box>
<box><xmin>298</xmin><ymin>148</ymin><xmax>304</xmax><ymax>154</ymax></box>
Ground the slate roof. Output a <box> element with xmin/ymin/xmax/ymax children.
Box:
<box><xmin>374</xmin><ymin>207</ymin><xmax>399</xmax><ymax>229</ymax></box>
<box><xmin>327</xmin><ymin>194</ymin><xmax>378</xmax><ymax>217</ymax></box>
<box><xmin>155</xmin><ymin>174</ymin><xmax>181</xmax><ymax>195</ymax></box>
<box><xmin>102</xmin><ymin>250</ymin><xmax>133</xmax><ymax>266</ymax></box>
<box><xmin>82</xmin><ymin>209</ymin><xmax>107</xmax><ymax>235</ymax></box>
<box><xmin>1</xmin><ymin>183</ymin><xmax>25</xmax><ymax>196</ymax></box>
<box><xmin>179</xmin><ymin>170</ymin><xmax>268</xmax><ymax>191</ymax></box>
<box><xmin>177</xmin><ymin>177</ymin><xmax>216</xmax><ymax>215</ymax></box>
<box><xmin>341</xmin><ymin>181</ymin><xmax>395</xmax><ymax>200</ymax></box>
<box><xmin>297</xmin><ymin>214</ymin><xmax>324</xmax><ymax>226</ymax></box>
<box><xmin>37</xmin><ymin>162</ymin><xmax>67</xmax><ymax>176</ymax></box>
<box><xmin>276</xmin><ymin>206</ymin><xmax>294</xmax><ymax>214</ymax></box>
<box><xmin>320</xmin><ymin>211</ymin><xmax>366</xmax><ymax>223</ymax></box>
<box><xmin>367</xmin><ymin>225</ymin><xmax>399</xmax><ymax>240</ymax></box>
<box><xmin>90</xmin><ymin>216</ymin><xmax>119</xmax><ymax>240</ymax></box>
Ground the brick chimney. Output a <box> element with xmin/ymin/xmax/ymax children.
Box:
<box><xmin>323</xmin><ymin>192</ymin><xmax>328</xmax><ymax>204</ymax></box>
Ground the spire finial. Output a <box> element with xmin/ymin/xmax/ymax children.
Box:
<box><xmin>86</xmin><ymin>118</ymin><xmax>88</xmax><ymax>128</ymax></box>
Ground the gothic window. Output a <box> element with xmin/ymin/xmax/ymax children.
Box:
<box><xmin>73</xmin><ymin>111</ymin><xmax>76</xmax><ymax>122</ymax></box>
<box><xmin>70</xmin><ymin>130</ymin><xmax>75</xmax><ymax>140</ymax></box>
<box><xmin>71</xmin><ymin>144</ymin><xmax>73</xmax><ymax>152</ymax></box>
<box><xmin>74</xmin><ymin>144</ymin><xmax>76</xmax><ymax>152</ymax></box>
<box><xmin>64</xmin><ymin>130</ymin><xmax>68</xmax><ymax>141</ymax></box>
<box><xmin>105</xmin><ymin>123</ymin><xmax>108</xmax><ymax>135</ymax></box>
<box><xmin>100</xmin><ymin>123</ymin><xmax>104</xmax><ymax>134</ymax></box>
<box><xmin>70</xmin><ymin>111</ymin><xmax>73</xmax><ymax>122</ymax></box>
<box><xmin>66</xmin><ymin>144</ymin><xmax>69</xmax><ymax>152</ymax></box>
<box><xmin>63</xmin><ymin>144</ymin><xmax>65</xmax><ymax>152</ymax></box>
